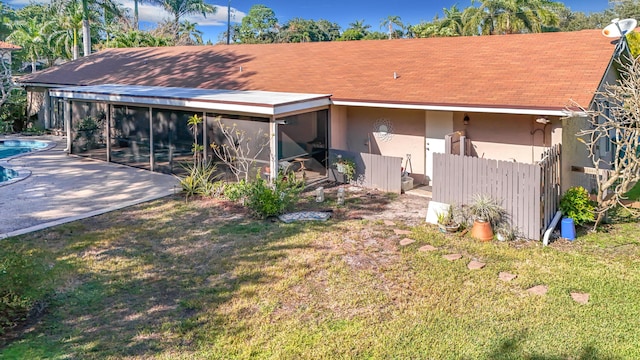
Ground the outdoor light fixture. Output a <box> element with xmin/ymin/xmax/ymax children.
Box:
<box><xmin>463</xmin><ymin>114</ymin><xmax>470</xmax><ymax>125</ymax></box>
<box><xmin>535</xmin><ymin>116</ymin><xmax>551</xmax><ymax>125</ymax></box>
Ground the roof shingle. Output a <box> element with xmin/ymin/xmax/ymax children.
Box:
<box><xmin>20</xmin><ymin>30</ymin><xmax>616</xmax><ymax>110</ymax></box>
<box><xmin>0</xmin><ymin>41</ymin><xmax>21</xmax><ymax>50</ymax></box>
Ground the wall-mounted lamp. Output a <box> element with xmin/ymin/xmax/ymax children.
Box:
<box><xmin>463</xmin><ymin>114</ymin><xmax>470</xmax><ymax>125</ymax></box>
<box><xmin>535</xmin><ymin>116</ymin><xmax>550</xmax><ymax>125</ymax></box>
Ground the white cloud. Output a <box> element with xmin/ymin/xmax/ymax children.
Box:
<box><xmin>8</xmin><ymin>0</ymin><xmax>244</xmax><ymax>28</ymax></box>
<box><xmin>7</xmin><ymin>0</ymin><xmax>48</xmax><ymax>6</ymax></box>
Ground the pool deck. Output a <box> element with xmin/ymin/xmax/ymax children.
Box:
<box><xmin>0</xmin><ymin>135</ymin><xmax>179</xmax><ymax>239</ymax></box>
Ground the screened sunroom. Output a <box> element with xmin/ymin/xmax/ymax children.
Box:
<box><xmin>49</xmin><ymin>84</ymin><xmax>331</xmax><ymax>181</ymax></box>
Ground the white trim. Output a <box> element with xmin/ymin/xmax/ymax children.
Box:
<box><xmin>49</xmin><ymin>85</ymin><xmax>332</xmax><ymax>117</ymax></box>
<box><xmin>332</xmin><ymin>100</ymin><xmax>586</xmax><ymax>117</ymax></box>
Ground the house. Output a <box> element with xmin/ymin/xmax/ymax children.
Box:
<box><xmin>0</xmin><ymin>40</ymin><xmax>21</xmax><ymax>67</ymax></box>
<box><xmin>18</xmin><ymin>30</ymin><xmax>619</xmax><ymax>191</ymax></box>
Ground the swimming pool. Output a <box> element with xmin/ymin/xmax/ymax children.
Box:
<box><xmin>0</xmin><ymin>165</ymin><xmax>17</xmax><ymax>182</ymax></box>
<box><xmin>0</xmin><ymin>139</ymin><xmax>50</xmax><ymax>160</ymax></box>
<box><xmin>0</xmin><ymin>139</ymin><xmax>49</xmax><ymax>185</ymax></box>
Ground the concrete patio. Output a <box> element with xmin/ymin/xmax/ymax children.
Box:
<box><xmin>0</xmin><ymin>135</ymin><xmax>179</xmax><ymax>238</ymax></box>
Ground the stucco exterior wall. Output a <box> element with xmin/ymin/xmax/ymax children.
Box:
<box><xmin>26</xmin><ymin>87</ymin><xmax>46</xmax><ymax>129</ymax></box>
<box><xmin>330</xmin><ymin>105</ymin><xmax>348</xmax><ymax>149</ymax></box>
<box><xmin>452</xmin><ymin>112</ymin><xmax>557</xmax><ymax>164</ymax></box>
<box><xmin>345</xmin><ymin>107</ymin><xmax>426</xmax><ymax>182</ymax></box>
<box><xmin>561</xmin><ymin>115</ymin><xmax>594</xmax><ymax>193</ymax></box>
<box><xmin>560</xmin><ymin>55</ymin><xmax>619</xmax><ymax>193</ymax></box>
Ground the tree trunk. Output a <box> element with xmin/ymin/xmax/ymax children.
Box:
<box><xmin>134</xmin><ymin>0</ymin><xmax>139</xmax><ymax>30</ymax></box>
<box><xmin>82</xmin><ymin>19</ymin><xmax>91</xmax><ymax>56</ymax></box>
<box><xmin>31</xmin><ymin>59</ymin><xmax>36</xmax><ymax>73</ymax></box>
<box><xmin>73</xmin><ymin>29</ymin><xmax>79</xmax><ymax>60</ymax></box>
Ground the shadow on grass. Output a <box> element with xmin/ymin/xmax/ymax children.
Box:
<box><xmin>0</xmin><ymin>197</ymin><xmax>326</xmax><ymax>358</ymax></box>
<box><xmin>478</xmin><ymin>332</ymin><xmax>619</xmax><ymax>360</ymax></box>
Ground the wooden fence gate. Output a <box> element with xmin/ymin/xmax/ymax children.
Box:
<box><xmin>432</xmin><ymin>144</ymin><xmax>561</xmax><ymax>240</ymax></box>
<box><xmin>329</xmin><ymin>149</ymin><xmax>402</xmax><ymax>193</ymax></box>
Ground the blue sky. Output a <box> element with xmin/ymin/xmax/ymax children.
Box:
<box><xmin>6</xmin><ymin>0</ymin><xmax>613</xmax><ymax>43</ymax></box>
<box><xmin>201</xmin><ymin>0</ymin><xmax>612</xmax><ymax>43</ymax></box>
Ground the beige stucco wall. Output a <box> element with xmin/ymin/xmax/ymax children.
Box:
<box><xmin>452</xmin><ymin>112</ymin><xmax>558</xmax><ymax>164</ymax></box>
<box><xmin>330</xmin><ymin>105</ymin><xmax>348</xmax><ymax>149</ymax></box>
<box><xmin>26</xmin><ymin>87</ymin><xmax>47</xmax><ymax>129</ymax></box>
<box><xmin>561</xmin><ymin>115</ymin><xmax>594</xmax><ymax>193</ymax></box>
<box><xmin>560</xmin><ymin>56</ymin><xmax>618</xmax><ymax>193</ymax></box>
<box><xmin>337</xmin><ymin>106</ymin><xmax>562</xmax><ymax>185</ymax></box>
<box><xmin>345</xmin><ymin>107</ymin><xmax>426</xmax><ymax>182</ymax></box>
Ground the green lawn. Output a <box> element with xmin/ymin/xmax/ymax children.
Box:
<box><xmin>1</xmin><ymin>195</ymin><xmax>639</xmax><ymax>359</ymax></box>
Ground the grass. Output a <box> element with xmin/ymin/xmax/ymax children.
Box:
<box><xmin>625</xmin><ymin>181</ymin><xmax>640</xmax><ymax>201</ymax></box>
<box><xmin>1</xmin><ymin>193</ymin><xmax>639</xmax><ymax>359</ymax></box>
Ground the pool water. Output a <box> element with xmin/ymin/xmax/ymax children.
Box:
<box><xmin>0</xmin><ymin>140</ymin><xmax>49</xmax><ymax>160</ymax></box>
<box><xmin>0</xmin><ymin>166</ymin><xmax>17</xmax><ymax>182</ymax></box>
<box><xmin>0</xmin><ymin>140</ymin><xmax>48</xmax><ymax>184</ymax></box>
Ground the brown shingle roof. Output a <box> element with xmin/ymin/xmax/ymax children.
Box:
<box><xmin>20</xmin><ymin>30</ymin><xmax>615</xmax><ymax>110</ymax></box>
<box><xmin>0</xmin><ymin>41</ymin><xmax>21</xmax><ymax>50</ymax></box>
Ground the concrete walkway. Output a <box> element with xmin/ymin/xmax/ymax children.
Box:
<box><xmin>0</xmin><ymin>135</ymin><xmax>179</xmax><ymax>239</ymax></box>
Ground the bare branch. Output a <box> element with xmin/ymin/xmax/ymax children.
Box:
<box><xmin>568</xmin><ymin>56</ymin><xmax>640</xmax><ymax>230</ymax></box>
<box><xmin>209</xmin><ymin>117</ymin><xmax>270</xmax><ymax>182</ymax></box>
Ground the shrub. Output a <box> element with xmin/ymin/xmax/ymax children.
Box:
<box><xmin>0</xmin><ymin>245</ymin><xmax>56</xmax><ymax>336</ymax></box>
<box><xmin>560</xmin><ymin>186</ymin><xmax>595</xmax><ymax>226</ymax></box>
<box><xmin>226</xmin><ymin>172</ymin><xmax>305</xmax><ymax>218</ymax></box>
<box><xmin>0</xmin><ymin>89</ymin><xmax>26</xmax><ymax>133</ymax></box>
<box><xmin>224</xmin><ymin>179</ymin><xmax>248</xmax><ymax>203</ymax></box>
<box><xmin>178</xmin><ymin>160</ymin><xmax>221</xmax><ymax>201</ymax></box>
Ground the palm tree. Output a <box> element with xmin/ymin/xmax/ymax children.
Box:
<box><xmin>465</xmin><ymin>0</ymin><xmax>562</xmax><ymax>35</ymax></box>
<box><xmin>8</xmin><ymin>19</ymin><xmax>46</xmax><ymax>72</ymax></box>
<box><xmin>50</xmin><ymin>0</ymin><xmax>84</xmax><ymax>59</ymax></box>
<box><xmin>0</xmin><ymin>3</ymin><xmax>15</xmax><ymax>41</ymax></box>
<box><xmin>380</xmin><ymin>15</ymin><xmax>403</xmax><ymax>39</ymax></box>
<box><xmin>347</xmin><ymin>19</ymin><xmax>371</xmax><ymax>37</ymax></box>
<box><xmin>439</xmin><ymin>5</ymin><xmax>466</xmax><ymax>36</ymax></box>
<box><xmin>177</xmin><ymin>20</ymin><xmax>203</xmax><ymax>44</ymax></box>
<box><xmin>151</xmin><ymin>0</ymin><xmax>215</xmax><ymax>39</ymax></box>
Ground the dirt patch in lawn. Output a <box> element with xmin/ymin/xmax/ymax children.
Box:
<box><xmin>296</xmin><ymin>185</ymin><xmax>429</xmax><ymax>226</ymax></box>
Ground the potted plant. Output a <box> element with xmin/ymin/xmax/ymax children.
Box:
<box><xmin>437</xmin><ymin>206</ymin><xmax>460</xmax><ymax>233</ymax></box>
<box><xmin>333</xmin><ymin>155</ymin><xmax>356</xmax><ymax>183</ymax></box>
<box><xmin>468</xmin><ymin>194</ymin><xmax>504</xmax><ymax>241</ymax></box>
<box><xmin>495</xmin><ymin>222</ymin><xmax>517</xmax><ymax>241</ymax></box>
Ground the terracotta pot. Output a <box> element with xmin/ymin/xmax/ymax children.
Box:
<box><xmin>471</xmin><ymin>220</ymin><xmax>493</xmax><ymax>241</ymax></box>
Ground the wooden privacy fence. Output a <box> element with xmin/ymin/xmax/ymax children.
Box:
<box><xmin>445</xmin><ymin>131</ymin><xmax>472</xmax><ymax>156</ymax></box>
<box><xmin>329</xmin><ymin>150</ymin><xmax>402</xmax><ymax>193</ymax></box>
<box><xmin>432</xmin><ymin>144</ymin><xmax>561</xmax><ymax>240</ymax></box>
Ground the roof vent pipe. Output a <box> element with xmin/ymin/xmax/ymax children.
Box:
<box><xmin>393</xmin><ymin>72</ymin><xmax>398</xmax><ymax>79</ymax></box>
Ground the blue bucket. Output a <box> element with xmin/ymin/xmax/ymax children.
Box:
<box><xmin>561</xmin><ymin>217</ymin><xmax>576</xmax><ymax>240</ymax></box>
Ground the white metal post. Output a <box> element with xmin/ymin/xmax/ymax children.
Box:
<box><xmin>44</xmin><ymin>89</ymin><xmax>51</xmax><ymax>129</ymax></box>
<box><xmin>202</xmin><ymin>112</ymin><xmax>207</xmax><ymax>160</ymax></box>
<box><xmin>64</xmin><ymin>100</ymin><xmax>71</xmax><ymax>153</ymax></box>
<box><xmin>270</xmin><ymin>117</ymin><xmax>278</xmax><ymax>182</ymax></box>
<box><xmin>106</xmin><ymin>103</ymin><xmax>111</xmax><ymax>162</ymax></box>
<box><xmin>149</xmin><ymin>106</ymin><xmax>154</xmax><ymax>171</ymax></box>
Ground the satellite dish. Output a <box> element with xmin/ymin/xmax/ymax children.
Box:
<box><xmin>602</xmin><ymin>18</ymin><xmax>637</xmax><ymax>38</ymax></box>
